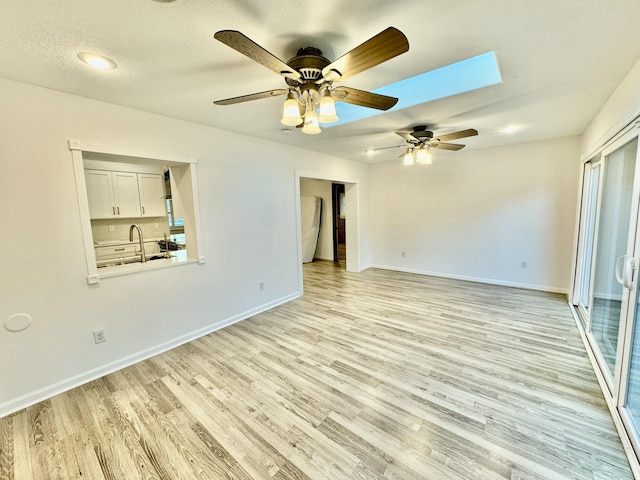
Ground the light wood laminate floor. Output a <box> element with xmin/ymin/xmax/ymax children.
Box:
<box><xmin>0</xmin><ymin>261</ymin><xmax>634</xmax><ymax>479</ymax></box>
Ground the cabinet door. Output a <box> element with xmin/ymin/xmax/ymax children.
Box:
<box><xmin>95</xmin><ymin>245</ymin><xmax>136</xmax><ymax>261</ymax></box>
<box><xmin>112</xmin><ymin>172</ymin><xmax>141</xmax><ymax>217</ymax></box>
<box><xmin>85</xmin><ymin>170</ymin><xmax>115</xmax><ymax>219</ymax></box>
<box><xmin>138</xmin><ymin>174</ymin><xmax>166</xmax><ymax>217</ymax></box>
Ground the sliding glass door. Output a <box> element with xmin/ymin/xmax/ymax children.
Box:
<box><xmin>589</xmin><ymin>136</ymin><xmax>637</xmax><ymax>384</ymax></box>
<box><xmin>573</xmin><ymin>127</ymin><xmax>640</xmax><ymax>458</ymax></box>
<box><xmin>623</xmin><ymin>284</ymin><xmax>640</xmax><ymax>448</ymax></box>
<box><xmin>576</xmin><ymin>161</ymin><xmax>600</xmax><ymax>326</ymax></box>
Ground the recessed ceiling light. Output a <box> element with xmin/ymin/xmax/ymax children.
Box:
<box><xmin>77</xmin><ymin>52</ymin><xmax>117</xmax><ymax>70</ymax></box>
<box><xmin>501</xmin><ymin>125</ymin><xmax>520</xmax><ymax>134</ymax></box>
<box><xmin>365</xmin><ymin>149</ymin><xmax>377</xmax><ymax>156</ymax></box>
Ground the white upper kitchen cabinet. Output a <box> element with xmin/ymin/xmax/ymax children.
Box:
<box><xmin>85</xmin><ymin>169</ymin><xmax>141</xmax><ymax>219</ymax></box>
<box><xmin>112</xmin><ymin>171</ymin><xmax>142</xmax><ymax>217</ymax></box>
<box><xmin>138</xmin><ymin>173</ymin><xmax>166</xmax><ymax>217</ymax></box>
<box><xmin>85</xmin><ymin>170</ymin><xmax>114</xmax><ymax>218</ymax></box>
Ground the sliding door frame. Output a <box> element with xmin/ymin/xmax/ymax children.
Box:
<box><xmin>607</xmin><ymin>131</ymin><xmax>640</xmax><ymax>404</ymax></box>
<box><xmin>574</xmin><ymin>159</ymin><xmax>601</xmax><ymax>324</ymax></box>
<box><xmin>571</xmin><ymin>123</ymin><xmax>640</xmax><ymax>475</ymax></box>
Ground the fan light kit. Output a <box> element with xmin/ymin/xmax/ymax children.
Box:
<box><xmin>367</xmin><ymin>126</ymin><xmax>479</xmax><ymax>165</ymax></box>
<box><xmin>403</xmin><ymin>146</ymin><xmax>432</xmax><ymax>165</ymax></box>
<box><xmin>213</xmin><ymin>28</ymin><xmax>409</xmax><ymax>134</ymax></box>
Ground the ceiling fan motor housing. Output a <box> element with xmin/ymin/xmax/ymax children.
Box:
<box><xmin>411</xmin><ymin>126</ymin><xmax>434</xmax><ymax>140</ymax></box>
<box><xmin>285</xmin><ymin>47</ymin><xmax>331</xmax><ymax>86</ymax></box>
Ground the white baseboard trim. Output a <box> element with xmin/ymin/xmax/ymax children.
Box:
<box><xmin>370</xmin><ymin>264</ymin><xmax>568</xmax><ymax>295</ymax></box>
<box><xmin>0</xmin><ymin>291</ymin><xmax>300</xmax><ymax>419</ymax></box>
<box><xmin>568</xmin><ymin>304</ymin><xmax>640</xmax><ymax>479</ymax></box>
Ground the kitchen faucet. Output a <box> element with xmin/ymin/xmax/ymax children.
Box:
<box><xmin>129</xmin><ymin>224</ymin><xmax>146</xmax><ymax>263</ymax></box>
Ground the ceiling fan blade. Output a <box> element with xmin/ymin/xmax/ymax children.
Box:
<box><xmin>322</xmin><ymin>27</ymin><xmax>409</xmax><ymax>82</ymax></box>
<box><xmin>432</xmin><ymin>142</ymin><xmax>465</xmax><ymax>151</ymax></box>
<box><xmin>367</xmin><ymin>145</ymin><xmax>405</xmax><ymax>153</ymax></box>
<box><xmin>214</xmin><ymin>30</ymin><xmax>301</xmax><ymax>81</ymax></box>
<box><xmin>394</xmin><ymin>131</ymin><xmax>416</xmax><ymax>142</ymax></box>
<box><xmin>435</xmin><ymin>129</ymin><xmax>478</xmax><ymax>142</ymax></box>
<box><xmin>214</xmin><ymin>89</ymin><xmax>288</xmax><ymax>105</ymax></box>
<box><xmin>333</xmin><ymin>86</ymin><xmax>398</xmax><ymax>110</ymax></box>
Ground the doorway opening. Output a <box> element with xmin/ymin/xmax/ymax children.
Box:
<box><xmin>332</xmin><ymin>183</ymin><xmax>346</xmax><ymax>266</ymax></box>
<box><xmin>295</xmin><ymin>172</ymin><xmax>360</xmax><ymax>294</ymax></box>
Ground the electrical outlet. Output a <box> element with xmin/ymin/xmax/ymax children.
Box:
<box><xmin>402</xmin><ymin>251</ymin><xmax>406</xmax><ymax>258</ymax></box>
<box><xmin>93</xmin><ymin>329</ymin><xmax>106</xmax><ymax>344</ymax></box>
<box><xmin>108</xmin><ymin>225</ymin><xmax>115</xmax><ymax>232</ymax></box>
<box><xmin>521</xmin><ymin>261</ymin><xmax>528</xmax><ymax>269</ymax></box>
<box><xmin>259</xmin><ymin>281</ymin><xmax>265</xmax><ymax>291</ymax></box>
<box><xmin>154</xmin><ymin>222</ymin><xmax>159</xmax><ymax>228</ymax></box>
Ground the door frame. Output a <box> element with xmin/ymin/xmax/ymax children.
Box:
<box><xmin>332</xmin><ymin>183</ymin><xmax>346</xmax><ymax>262</ymax></box>
<box><xmin>294</xmin><ymin>170</ymin><xmax>361</xmax><ymax>294</ymax></box>
<box><xmin>571</xmin><ymin>125</ymin><xmax>640</xmax><ymax>470</ymax></box>
<box><xmin>608</xmin><ymin>130</ymin><xmax>640</xmax><ymax>404</ymax></box>
<box><xmin>574</xmin><ymin>129</ymin><xmax>640</xmax><ymax>394</ymax></box>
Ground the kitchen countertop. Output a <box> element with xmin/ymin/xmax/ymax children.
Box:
<box><xmin>94</xmin><ymin>234</ymin><xmax>189</xmax><ymax>272</ymax></box>
<box><xmin>96</xmin><ymin>249</ymin><xmax>192</xmax><ymax>276</ymax></box>
<box><xmin>94</xmin><ymin>235</ymin><xmax>186</xmax><ymax>248</ymax></box>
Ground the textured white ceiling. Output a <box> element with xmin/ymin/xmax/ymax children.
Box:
<box><xmin>2</xmin><ymin>0</ymin><xmax>639</xmax><ymax>163</ymax></box>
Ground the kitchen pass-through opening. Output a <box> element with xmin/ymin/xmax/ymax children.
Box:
<box><xmin>70</xmin><ymin>141</ymin><xmax>205</xmax><ymax>284</ymax></box>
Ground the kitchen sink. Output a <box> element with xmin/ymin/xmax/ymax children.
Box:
<box><xmin>96</xmin><ymin>254</ymin><xmax>170</xmax><ymax>268</ymax></box>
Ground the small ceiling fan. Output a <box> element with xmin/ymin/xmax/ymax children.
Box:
<box><xmin>367</xmin><ymin>126</ymin><xmax>478</xmax><ymax>164</ymax></box>
<box><xmin>213</xmin><ymin>28</ymin><xmax>409</xmax><ymax>134</ymax></box>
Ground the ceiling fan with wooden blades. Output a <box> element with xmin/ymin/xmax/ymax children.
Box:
<box><xmin>366</xmin><ymin>125</ymin><xmax>479</xmax><ymax>164</ymax></box>
<box><xmin>213</xmin><ymin>27</ymin><xmax>409</xmax><ymax>134</ymax></box>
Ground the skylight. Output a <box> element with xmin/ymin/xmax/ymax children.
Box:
<box><xmin>327</xmin><ymin>51</ymin><xmax>502</xmax><ymax>127</ymax></box>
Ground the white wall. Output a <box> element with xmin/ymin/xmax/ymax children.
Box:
<box><xmin>299</xmin><ymin>179</ymin><xmax>333</xmax><ymax>260</ymax></box>
<box><xmin>0</xmin><ymin>78</ymin><xmax>371</xmax><ymax>415</ymax></box>
<box><xmin>369</xmin><ymin>137</ymin><xmax>581</xmax><ymax>293</ymax></box>
<box><xmin>582</xmin><ymin>56</ymin><xmax>640</xmax><ymax>156</ymax></box>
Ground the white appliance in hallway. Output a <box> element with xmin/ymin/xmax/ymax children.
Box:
<box><xmin>300</xmin><ymin>196</ymin><xmax>321</xmax><ymax>263</ymax></box>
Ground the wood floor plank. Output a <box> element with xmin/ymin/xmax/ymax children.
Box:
<box><xmin>0</xmin><ymin>261</ymin><xmax>635</xmax><ymax>479</ymax></box>
<box><xmin>0</xmin><ymin>414</ymin><xmax>14</xmax><ymax>480</ymax></box>
<box><xmin>161</xmin><ymin>373</ymin><xmax>284</xmax><ymax>479</ymax></box>
<box><xmin>10</xmin><ymin>413</ymin><xmax>35</xmax><ymax>480</ymax></box>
